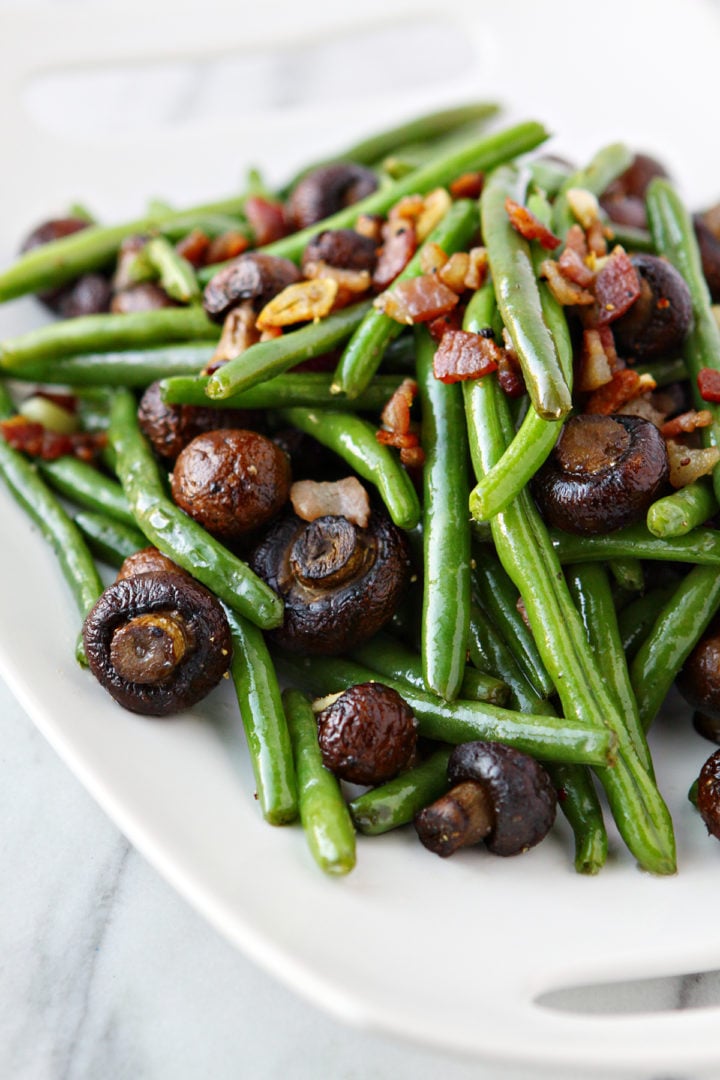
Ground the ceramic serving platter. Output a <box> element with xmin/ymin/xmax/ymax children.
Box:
<box><xmin>2</xmin><ymin>0</ymin><xmax>720</xmax><ymax>1072</ymax></box>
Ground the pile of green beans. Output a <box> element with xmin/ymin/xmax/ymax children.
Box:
<box><xmin>2</xmin><ymin>109</ymin><xmax>719</xmax><ymax>884</ymax></box>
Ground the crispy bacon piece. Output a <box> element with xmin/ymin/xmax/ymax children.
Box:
<box><xmin>175</xmin><ymin>229</ymin><xmax>210</xmax><ymax>268</ymax></box>
<box><xmin>584</xmin><ymin>369</ymin><xmax>656</xmax><ymax>414</ymax></box>
<box><xmin>666</xmin><ymin>439</ymin><xmax>720</xmax><ymax>488</ymax></box>
<box><xmin>433</xmin><ymin>329</ymin><xmax>502</xmax><ymax>383</ymax></box>
<box><xmin>427</xmin><ymin>308</ymin><xmax>464</xmax><ymax>343</ymax></box>
<box><xmin>374</xmin><ymin>276</ymin><xmax>459</xmax><ymax>324</ymax></box>
<box><xmin>419</xmin><ymin>242</ymin><xmax>448</xmax><ymax>275</ymax></box>
<box><xmin>594</xmin><ymin>247</ymin><xmax>641</xmax><ymax>324</ymax></box>
<box><xmin>660</xmin><ymin>409</ymin><xmax>714</xmax><ymax>439</ymax></box>
<box><xmin>541</xmin><ymin>259</ymin><xmax>595</xmax><ymax>306</ymax></box>
<box><xmin>376</xmin><ymin>430</ymin><xmax>421</xmax><ymax>449</ymax></box>
<box><xmin>290</xmin><ymin>476</ymin><xmax>371</xmax><ymax>528</ymax></box>
<box><xmin>438</xmin><ymin>252</ymin><xmax>471</xmax><ymax>294</ymax></box>
<box><xmin>505</xmin><ymin>198</ymin><xmax>561</xmax><ymax>250</ymax></box>
<box><xmin>373</xmin><ymin>224</ymin><xmax>417</xmax><ymax>290</ymax></box>
<box><xmin>1</xmin><ymin>417</ymin><xmax>106</xmax><ymax>463</ymax></box>
<box><xmin>245</xmin><ymin>196</ymin><xmax>288</xmax><ymax>246</ymax></box>
<box><xmin>205</xmin><ymin>230</ymin><xmax>250</xmax><ymax>266</ymax></box>
<box><xmin>496</xmin><ymin>348</ymin><xmax>526</xmax><ymax>398</ymax></box>
<box><xmin>399</xmin><ymin>444</ymin><xmax>425</xmax><ymax>468</ymax></box>
<box><xmin>698</xmin><ymin>368</ymin><xmax>720</xmax><ymax>402</ymax></box>
<box><xmin>586</xmin><ymin>219</ymin><xmax>608</xmax><ymax>258</ymax></box>
<box><xmin>381</xmin><ymin>378</ymin><xmax>418</xmax><ymax>436</ymax></box>
<box><xmin>354</xmin><ymin>214</ymin><xmax>384</xmax><ymax>242</ymax></box>
<box><xmin>558</xmin><ymin>246</ymin><xmax>595</xmax><ymax>288</ymax></box>
<box><xmin>565</xmin><ymin>224</ymin><xmax>588</xmax><ymax>258</ymax></box>
<box><xmin>450</xmin><ymin>172</ymin><xmax>484</xmax><ymax>200</ymax></box>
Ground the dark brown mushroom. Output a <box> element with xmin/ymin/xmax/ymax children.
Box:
<box><xmin>82</xmin><ymin>571</ymin><xmax>232</xmax><ymax>716</ymax></box>
<box><xmin>301</xmin><ymin>229</ymin><xmax>378</xmax><ymax>274</ymax></box>
<box><xmin>315</xmin><ymin>682</ymin><xmax>417</xmax><ymax>785</ymax></box>
<box><xmin>695</xmin><ymin>748</ymin><xmax>720</xmax><ymax>840</ymax></box>
<box><xmin>20</xmin><ymin>217</ymin><xmax>111</xmax><ymax>315</ymax></box>
<box><xmin>116</xmin><ymin>546</ymin><xmax>182</xmax><ymax>581</ymax></box>
<box><xmin>694</xmin><ymin>213</ymin><xmax>720</xmax><ymax>303</ymax></box>
<box><xmin>600</xmin><ymin>153</ymin><xmax>669</xmax><ymax>230</ymax></box>
<box><xmin>111</xmin><ymin>282</ymin><xmax>176</xmax><ymax>314</ymax></box>
<box><xmin>249</xmin><ymin>511</ymin><xmax>410</xmax><ymax>655</ymax></box>
<box><xmin>171</xmin><ymin>428</ymin><xmax>291</xmax><ymax>540</ymax></box>
<box><xmin>202</xmin><ymin>253</ymin><xmax>302</xmax><ymax>323</ymax></box>
<box><xmin>677</xmin><ymin>619</ymin><xmax>720</xmax><ymax>743</ymax></box>
<box><xmin>533</xmin><ymin>413</ymin><xmax>669</xmax><ymax>535</ymax></box>
<box><xmin>137</xmin><ymin>380</ymin><xmax>257</xmax><ymax>462</ymax></box>
<box><xmin>286</xmin><ymin>164</ymin><xmax>379</xmax><ymax>232</ymax></box>
<box><xmin>612</xmin><ymin>255</ymin><xmax>693</xmax><ymax>361</ymax></box>
<box><xmin>414</xmin><ymin>741</ymin><xmax>557</xmax><ymax>857</ymax></box>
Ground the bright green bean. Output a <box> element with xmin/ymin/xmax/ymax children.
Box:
<box><xmin>608</xmin><ymin>558</ymin><xmax>645</xmax><ymax>593</ymax></box>
<box><xmin>39</xmin><ymin>457</ymin><xmax>134</xmax><ymax>525</ymax></box>
<box><xmin>144</xmin><ymin>236</ymin><xmax>200</xmax><ymax>303</ymax></box>
<box><xmin>551</xmin><ymin>523</ymin><xmax>720</xmax><ymax>566</ymax></box>
<box><xmin>552</xmin><ymin>143</ymin><xmax>634</xmax><ymax>238</ymax></box>
<box><xmin>74</xmin><ymin>511</ymin><xmax>146</xmax><ymax>566</ymax></box>
<box><xmin>647</xmin><ymin>479</ymin><xmax>718</xmax><ymax>538</ymax></box>
<box><xmin>618</xmin><ymin>586</ymin><xmax>677</xmax><ymax>660</ymax></box>
<box><xmin>349</xmin><ymin>749</ymin><xmax>452</xmax><ymax>836</ymax></box>
<box><xmin>161</xmin><ymin>372</ymin><xmax>403</xmax><ymax>412</ymax></box>
<box><xmin>2</xmin><ymin>344</ymin><xmax>215</xmax><ymax>387</ymax></box>
<box><xmin>634</xmin><ymin>357</ymin><xmax>688</xmax><ymax>387</ymax></box>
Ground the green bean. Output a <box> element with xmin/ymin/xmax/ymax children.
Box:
<box><xmin>608</xmin><ymin>558</ymin><xmax>645</xmax><ymax>593</ymax></box>
<box><xmin>333</xmin><ymin>199</ymin><xmax>478</xmax><ymax>398</ymax></box>
<box><xmin>567</xmin><ymin>563</ymin><xmax>651</xmax><ymax>774</ymax></box>
<box><xmin>647</xmin><ymin>479</ymin><xmax>718</xmax><ymax>538</ymax></box>
<box><xmin>551</xmin><ymin>523</ymin><xmax>720</xmax><ymax>566</ymax></box>
<box><xmin>646</xmin><ymin>178</ymin><xmax>720</xmax><ymax>502</ymax></box>
<box><xmin>282</xmin><ymin>689</ymin><xmax>354</xmax><ymax>872</ymax></box>
<box><xmin>0</xmin><ymin>307</ymin><xmax>219</xmax><ymax>372</ymax></box>
<box><xmin>349</xmin><ymin>749</ymin><xmax>452</xmax><ymax>836</ymax></box>
<box><xmin>144</xmin><ymin>237</ymin><xmax>200</xmax><ymax>303</ymax></box>
<box><xmin>552</xmin><ymin>143</ymin><xmax>634</xmax><ymax>238</ymax></box>
<box><xmin>0</xmin><ymin>194</ymin><xmax>251</xmax><ymax>302</ymax></box>
<box><xmin>630</xmin><ymin>566</ymin><xmax>720</xmax><ymax>732</ymax></box>
<box><xmin>275</xmin><ymin>653</ymin><xmax>616</xmax><ymax>768</ymax></box>
<box><xmin>39</xmin><ymin>457</ymin><xmax>134</xmax><ymax>525</ymax></box>
<box><xmin>161</xmin><ymin>372</ymin><xmax>403</xmax><ymax>412</ymax></box>
<box><xmin>634</xmin><ymin>357</ymin><xmax>688</xmax><ymax>387</ymax></box>
<box><xmin>205</xmin><ymin>301</ymin><xmax>372</xmax><ymax>400</ymax></box>
<box><xmin>109</xmin><ymin>389</ymin><xmax>283</xmax><ymax>628</ymax></box>
<box><xmin>618</xmin><ymin>586</ymin><xmax>677</xmax><ymax>659</ymax></box>
<box><xmin>74</xmin><ymin>511</ymin><xmax>146</xmax><ymax>566</ymax></box>
<box><xmin>276</xmin><ymin>407</ymin><xmax>420</xmax><ymax>530</ymax></box>
<box><xmin>481</xmin><ymin>165</ymin><xmax>571</xmax><ymax>420</ymax></box>
<box><xmin>605</xmin><ymin>221</ymin><xmax>655</xmax><ymax>254</ymax></box>
<box><xmin>414</xmin><ymin>326</ymin><xmax>471</xmax><ymax>699</ymax></box>
<box><xmin>469</xmin><ymin>193</ymin><xmax>573</xmax><ymax>520</ymax></box>
<box><xmin>350</xmin><ymin>633</ymin><xmax>509</xmax><ymax>707</ymax></box>
<box><xmin>199</xmin><ymin>121</ymin><xmax>549</xmax><ymax>282</ymax></box>
<box><xmin>227</xmin><ymin>612</ymin><xmax>298</xmax><ymax>826</ymax></box>
<box><xmin>2</xmin><ymin>344</ymin><xmax>215</xmax><ymax>387</ymax></box>
<box><xmin>463</xmin><ymin>291</ymin><xmax>675</xmax><ymax>874</ymax></box>
<box><xmin>528</xmin><ymin>157</ymin><xmax>572</xmax><ymax>198</ymax></box>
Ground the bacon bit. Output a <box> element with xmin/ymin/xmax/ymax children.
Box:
<box><xmin>354</xmin><ymin>214</ymin><xmax>384</xmax><ymax>242</ymax></box>
<box><xmin>245</xmin><ymin>196</ymin><xmax>288</xmax><ymax>246</ymax></box>
<box><xmin>376</xmin><ymin>429</ymin><xmax>421</xmax><ymax>449</ymax></box>
<box><xmin>399</xmin><ymin>444</ymin><xmax>426</xmax><ymax>468</ymax></box>
<box><xmin>566</xmin><ymin>189</ymin><xmax>601</xmax><ymax>230</ymax></box>
<box><xmin>496</xmin><ymin>347</ymin><xmax>526</xmax><ymax>398</ymax></box>
<box><xmin>374</xmin><ymin>276</ymin><xmax>459</xmax><ymax>324</ymax></box>
<box><xmin>419</xmin><ymin>242</ymin><xmax>448</xmax><ymax>275</ymax></box>
<box><xmin>564</xmin><ymin>225</ymin><xmax>588</xmax><ymax>258</ymax></box>
<box><xmin>505</xmin><ymin>198</ymin><xmax>561</xmax><ymax>250</ymax></box>
<box><xmin>205</xmin><ymin>230</ymin><xmax>250</xmax><ymax>266</ymax></box>
<box><xmin>594</xmin><ymin>247</ymin><xmax>641</xmax><ymax>325</ymax></box>
<box><xmin>666</xmin><ymin>439</ymin><xmax>720</xmax><ymax>488</ymax></box>
<box><xmin>433</xmin><ymin>329</ymin><xmax>502</xmax><ymax>383</ymax></box>
<box><xmin>175</xmin><ymin>229</ymin><xmax>210</xmax><ymax>268</ymax></box>
<box><xmin>389</xmin><ymin>194</ymin><xmax>425</xmax><ymax>226</ymax></box>
<box><xmin>585</xmin><ymin>369</ymin><xmax>656</xmax><ymax>414</ymax></box>
<box><xmin>373</xmin><ymin>224</ymin><xmax>417</xmax><ymax>290</ymax></box>
<box><xmin>541</xmin><ymin>259</ymin><xmax>595</xmax><ymax>306</ymax></box>
<box><xmin>464</xmin><ymin>247</ymin><xmax>488</xmax><ymax>291</ymax></box>
<box><xmin>558</xmin><ymin>246</ymin><xmax>595</xmax><ymax>288</ymax></box>
<box><xmin>660</xmin><ymin>409</ymin><xmax>714</xmax><ymax>439</ymax></box>
<box><xmin>381</xmin><ymin>377</ymin><xmax>418</xmax><ymax>436</ymax></box>
<box><xmin>203</xmin><ymin>301</ymin><xmax>259</xmax><ymax>374</ymax></box>
<box><xmin>302</xmin><ymin>260</ymin><xmax>371</xmax><ymax>309</ymax></box>
<box><xmin>256</xmin><ymin>278</ymin><xmax>338</xmax><ymax>330</ymax></box>
<box><xmin>450</xmin><ymin>171</ymin><xmax>484</xmax><ymax>199</ymax></box>
<box><xmin>427</xmin><ymin>308</ymin><xmax>464</xmax><ymax>343</ymax></box>
<box><xmin>438</xmin><ymin>252</ymin><xmax>471</xmax><ymax>294</ymax></box>
<box><xmin>586</xmin><ymin>219</ymin><xmax>608</xmax><ymax>258</ymax></box>
<box><xmin>575</xmin><ymin>329</ymin><xmax>614</xmax><ymax>392</ymax></box>
<box><xmin>597</xmin><ymin>325</ymin><xmax>619</xmax><ymax>370</ymax></box>
<box><xmin>290</xmin><ymin>476</ymin><xmax>371</xmax><ymax>528</ymax></box>
<box><xmin>0</xmin><ymin>417</ymin><xmax>106</xmax><ymax>463</ymax></box>
<box><xmin>415</xmin><ymin>188</ymin><xmax>452</xmax><ymax>241</ymax></box>
<box><xmin>698</xmin><ymin>368</ymin><xmax>720</xmax><ymax>402</ymax></box>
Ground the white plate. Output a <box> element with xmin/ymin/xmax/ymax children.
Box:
<box><xmin>2</xmin><ymin>1</ymin><xmax>720</xmax><ymax>1073</ymax></box>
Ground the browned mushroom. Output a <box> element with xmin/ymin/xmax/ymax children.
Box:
<box><xmin>286</xmin><ymin>164</ymin><xmax>379</xmax><ymax>231</ymax></box>
<box><xmin>600</xmin><ymin>153</ymin><xmax>669</xmax><ymax>229</ymax></box>
<box><xmin>20</xmin><ymin>217</ymin><xmax>112</xmax><ymax>316</ymax></box>
<box><xmin>677</xmin><ymin>619</ymin><xmax>720</xmax><ymax>743</ymax></box>
<box><xmin>249</xmin><ymin>511</ymin><xmax>410</xmax><ymax>654</ymax></box>
<box><xmin>414</xmin><ymin>741</ymin><xmax>557</xmax><ymax>857</ymax></box>
<box><xmin>82</xmin><ymin>571</ymin><xmax>232</xmax><ymax>716</ymax></box>
<box><xmin>116</xmin><ymin>546</ymin><xmax>182</xmax><ymax>581</ymax></box>
<box><xmin>695</xmin><ymin>748</ymin><xmax>720</xmax><ymax>840</ymax></box>
<box><xmin>315</xmin><ymin>682</ymin><xmax>417</xmax><ymax>785</ymax></box>
<box><xmin>694</xmin><ymin>211</ymin><xmax>720</xmax><ymax>302</ymax></box>
<box><xmin>111</xmin><ymin>282</ymin><xmax>176</xmax><ymax>314</ymax></box>
<box><xmin>301</xmin><ymin>229</ymin><xmax>378</xmax><ymax>274</ymax></box>
<box><xmin>171</xmin><ymin>428</ymin><xmax>291</xmax><ymax>540</ymax></box>
<box><xmin>202</xmin><ymin>252</ymin><xmax>302</xmax><ymax>323</ymax></box>
<box><xmin>533</xmin><ymin>414</ymin><xmax>669</xmax><ymax>534</ymax></box>
<box><xmin>612</xmin><ymin>255</ymin><xmax>693</xmax><ymax>361</ymax></box>
<box><xmin>137</xmin><ymin>380</ymin><xmax>257</xmax><ymax>462</ymax></box>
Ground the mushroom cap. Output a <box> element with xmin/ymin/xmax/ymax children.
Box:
<box><xmin>302</xmin><ymin>228</ymin><xmax>378</xmax><ymax>273</ymax></box>
<box><xmin>138</xmin><ymin>379</ymin><xmax>257</xmax><ymax>462</ymax></box>
<box><xmin>316</xmin><ymin>682</ymin><xmax>417</xmax><ymax>785</ymax></box>
<box><xmin>612</xmin><ymin>254</ymin><xmax>693</xmax><ymax>361</ymax></box>
<box><xmin>697</xmin><ymin>748</ymin><xmax>720</xmax><ymax>840</ymax></box>
<box><xmin>202</xmin><ymin>252</ymin><xmax>302</xmax><ymax>322</ymax></box>
<box><xmin>286</xmin><ymin>164</ymin><xmax>379</xmax><ymax>231</ymax></box>
<box><xmin>447</xmin><ymin>742</ymin><xmax>557</xmax><ymax>856</ymax></box>
<box><xmin>678</xmin><ymin>618</ymin><xmax>720</xmax><ymax>737</ymax></box>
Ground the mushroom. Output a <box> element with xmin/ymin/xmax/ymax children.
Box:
<box><xmin>600</xmin><ymin>153</ymin><xmax>669</xmax><ymax>230</ymax></box>
<box><xmin>533</xmin><ymin>414</ymin><xmax>669</xmax><ymax>535</ymax></box>
<box><xmin>171</xmin><ymin>428</ymin><xmax>291</xmax><ymax>540</ymax></box>
<box><xmin>286</xmin><ymin>164</ymin><xmax>379</xmax><ymax>231</ymax></box>
<box><xmin>315</xmin><ymin>682</ymin><xmax>417</xmax><ymax>785</ymax></box>
<box><xmin>414</xmin><ymin>741</ymin><xmax>557</xmax><ymax>857</ymax></box>
<box><xmin>202</xmin><ymin>252</ymin><xmax>302</xmax><ymax>323</ymax></box>
<box><xmin>111</xmin><ymin>282</ymin><xmax>176</xmax><ymax>314</ymax></box>
<box><xmin>137</xmin><ymin>380</ymin><xmax>257</xmax><ymax>462</ymax></box>
<box><xmin>696</xmin><ymin>748</ymin><xmax>720</xmax><ymax>840</ymax></box>
<box><xmin>612</xmin><ymin>255</ymin><xmax>693</xmax><ymax>361</ymax></box>
<box><xmin>20</xmin><ymin>216</ymin><xmax>112</xmax><ymax>316</ymax></box>
<box><xmin>677</xmin><ymin>619</ymin><xmax>720</xmax><ymax>743</ymax></box>
<box><xmin>116</xmin><ymin>546</ymin><xmax>181</xmax><ymax>581</ymax></box>
<box><xmin>82</xmin><ymin>570</ymin><xmax>232</xmax><ymax>716</ymax></box>
<box><xmin>301</xmin><ymin>228</ymin><xmax>378</xmax><ymax>274</ymax></box>
<box><xmin>249</xmin><ymin>510</ymin><xmax>410</xmax><ymax>654</ymax></box>
<box><xmin>694</xmin><ymin>211</ymin><xmax>720</xmax><ymax>303</ymax></box>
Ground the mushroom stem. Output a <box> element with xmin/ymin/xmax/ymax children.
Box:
<box><xmin>414</xmin><ymin>780</ymin><xmax>494</xmax><ymax>857</ymax></box>
<box><xmin>109</xmin><ymin>611</ymin><xmax>191</xmax><ymax>685</ymax></box>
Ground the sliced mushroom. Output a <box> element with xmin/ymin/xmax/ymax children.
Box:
<box><xmin>171</xmin><ymin>428</ymin><xmax>291</xmax><ymax>540</ymax></box>
<box><xmin>202</xmin><ymin>252</ymin><xmax>302</xmax><ymax>323</ymax></box>
<box><xmin>315</xmin><ymin>682</ymin><xmax>417</xmax><ymax>785</ymax></box>
<box><xmin>82</xmin><ymin>571</ymin><xmax>232</xmax><ymax>716</ymax></box>
<box><xmin>137</xmin><ymin>380</ymin><xmax>257</xmax><ymax>462</ymax></box>
<box><xmin>612</xmin><ymin>255</ymin><xmax>693</xmax><ymax>361</ymax></box>
<box><xmin>286</xmin><ymin>164</ymin><xmax>379</xmax><ymax>231</ymax></box>
<box><xmin>677</xmin><ymin>619</ymin><xmax>720</xmax><ymax>743</ymax></box>
<box><xmin>533</xmin><ymin>414</ymin><xmax>669</xmax><ymax>534</ymax></box>
<box><xmin>249</xmin><ymin>511</ymin><xmax>410</xmax><ymax>654</ymax></box>
<box><xmin>414</xmin><ymin>741</ymin><xmax>557</xmax><ymax>857</ymax></box>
